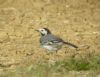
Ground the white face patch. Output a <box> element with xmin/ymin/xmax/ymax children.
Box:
<box><xmin>39</xmin><ymin>29</ymin><xmax>48</xmax><ymax>35</ymax></box>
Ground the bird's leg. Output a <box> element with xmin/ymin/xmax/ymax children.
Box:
<box><xmin>46</xmin><ymin>51</ymin><xmax>54</xmax><ymax>55</ymax></box>
<box><xmin>56</xmin><ymin>50</ymin><xmax>58</xmax><ymax>53</ymax></box>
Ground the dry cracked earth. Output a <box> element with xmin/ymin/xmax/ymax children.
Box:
<box><xmin>0</xmin><ymin>0</ymin><xmax>100</xmax><ymax>77</ymax></box>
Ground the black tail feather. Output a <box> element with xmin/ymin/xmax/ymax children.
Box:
<box><xmin>63</xmin><ymin>42</ymin><xmax>78</xmax><ymax>48</ymax></box>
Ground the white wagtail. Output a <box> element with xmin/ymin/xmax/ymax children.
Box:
<box><xmin>36</xmin><ymin>28</ymin><xmax>78</xmax><ymax>52</ymax></box>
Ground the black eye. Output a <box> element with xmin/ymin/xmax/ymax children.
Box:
<box><xmin>41</xmin><ymin>29</ymin><xmax>44</xmax><ymax>31</ymax></box>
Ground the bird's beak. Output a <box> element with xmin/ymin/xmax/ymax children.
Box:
<box><xmin>35</xmin><ymin>29</ymin><xmax>39</xmax><ymax>32</ymax></box>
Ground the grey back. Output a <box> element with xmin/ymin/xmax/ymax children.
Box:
<box><xmin>40</xmin><ymin>34</ymin><xmax>64</xmax><ymax>45</ymax></box>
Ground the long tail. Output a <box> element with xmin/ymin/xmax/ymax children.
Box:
<box><xmin>63</xmin><ymin>41</ymin><xmax>78</xmax><ymax>48</ymax></box>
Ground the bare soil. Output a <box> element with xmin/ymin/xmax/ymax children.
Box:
<box><xmin>0</xmin><ymin>0</ymin><xmax>100</xmax><ymax>76</ymax></box>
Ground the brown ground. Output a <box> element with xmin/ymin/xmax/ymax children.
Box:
<box><xmin>0</xmin><ymin>0</ymin><xmax>100</xmax><ymax>76</ymax></box>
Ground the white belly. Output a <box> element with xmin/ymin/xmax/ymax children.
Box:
<box><xmin>43</xmin><ymin>45</ymin><xmax>58</xmax><ymax>51</ymax></box>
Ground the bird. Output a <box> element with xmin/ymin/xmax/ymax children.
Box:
<box><xmin>36</xmin><ymin>28</ymin><xmax>78</xmax><ymax>52</ymax></box>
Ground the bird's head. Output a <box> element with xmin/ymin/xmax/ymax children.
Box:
<box><xmin>36</xmin><ymin>28</ymin><xmax>51</xmax><ymax>36</ymax></box>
